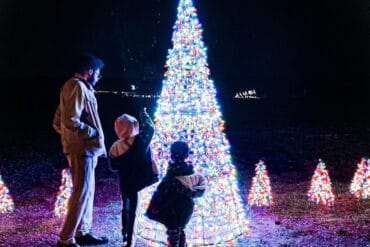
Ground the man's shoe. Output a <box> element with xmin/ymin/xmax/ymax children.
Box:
<box><xmin>56</xmin><ymin>241</ymin><xmax>80</xmax><ymax>247</ymax></box>
<box><xmin>75</xmin><ymin>233</ymin><xmax>109</xmax><ymax>245</ymax></box>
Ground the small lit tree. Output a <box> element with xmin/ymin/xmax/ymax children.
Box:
<box><xmin>0</xmin><ymin>173</ymin><xmax>14</xmax><ymax>213</ymax></box>
<box><xmin>248</xmin><ymin>160</ymin><xmax>273</xmax><ymax>207</ymax></box>
<box><xmin>350</xmin><ymin>157</ymin><xmax>370</xmax><ymax>200</ymax></box>
<box><xmin>307</xmin><ymin>159</ymin><xmax>335</xmax><ymax>207</ymax></box>
<box><xmin>54</xmin><ymin>168</ymin><xmax>73</xmax><ymax>218</ymax></box>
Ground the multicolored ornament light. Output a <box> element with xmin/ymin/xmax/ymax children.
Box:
<box><xmin>0</xmin><ymin>173</ymin><xmax>14</xmax><ymax>213</ymax></box>
<box><xmin>307</xmin><ymin>159</ymin><xmax>335</xmax><ymax>207</ymax></box>
<box><xmin>135</xmin><ymin>0</ymin><xmax>250</xmax><ymax>245</ymax></box>
<box><xmin>248</xmin><ymin>160</ymin><xmax>273</xmax><ymax>207</ymax></box>
<box><xmin>54</xmin><ymin>168</ymin><xmax>73</xmax><ymax>218</ymax></box>
<box><xmin>350</xmin><ymin>157</ymin><xmax>370</xmax><ymax>200</ymax></box>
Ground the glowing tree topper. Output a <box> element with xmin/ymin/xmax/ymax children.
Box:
<box><xmin>135</xmin><ymin>0</ymin><xmax>250</xmax><ymax>245</ymax></box>
<box><xmin>307</xmin><ymin>159</ymin><xmax>335</xmax><ymax>207</ymax></box>
<box><xmin>54</xmin><ymin>168</ymin><xmax>73</xmax><ymax>218</ymax></box>
<box><xmin>248</xmin><ymin>160</ymin><xmax>273</xmax><ymax>207</ymax></box>
<box><xmin>350</xmin><ymin>157</ymin><xmax>370</xmax><ymax>200</ymax></box>
<box><xmin>0</xmin><ymin>173</ymin><xmax>14</xmax><ymax>213</ymax></box>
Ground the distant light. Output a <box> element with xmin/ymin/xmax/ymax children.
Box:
<box><xmin>95</xmin><ymin>90</ymin><xmax>159</xmax><ymax>98</ymax></box>
<box><xmin>131</xmin><ymin>85</ymin><xmax>136</xmax><ymax>91</ymax></box>
<box><xmin>234</xmin><ymin>89</ymin><xmax>260</xmax><ymax>99</ymax></box>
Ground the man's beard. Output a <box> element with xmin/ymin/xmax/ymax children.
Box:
<box><xmin>87</xmin><ymin>76</ymin><xmax>96</xmax><ymax>87</ymax></box>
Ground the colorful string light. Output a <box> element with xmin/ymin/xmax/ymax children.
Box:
<box><xmin>350</xmin><ymin>157</ymin><xmax>370</xmax><ymax>200</ymax></box>
<box><xmin>307</xmin><ymin>159</ymin><xmax>335</xmax><ymax>207</ymax></box>
<box><xmin>54</xmin><ymin>168</ymin><xmax>73</xmax><ymax>218</ymax></box>
<box><xmin>0</xmin><ymin>173</ymin><xmax>14</xmax><ymax>213</ymax></box>
<box><xmin>135</xmin><ymin>0</ymin><xmax>250</xmax><ymax>245</ymax></box>
<box><xmin>248</xmin><ymin>160</ymin><xmax>273</xmax><ymax>207</ymax></box>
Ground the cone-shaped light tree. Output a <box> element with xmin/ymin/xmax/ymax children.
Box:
<box><xmin>54</xmin><ymin>168</ymin><xmax>73</xmax><ymax>218</ymax></box>
<box><xmin>350</xmin><ymin>157</ymin><xmax>370</xmax><ymax>200</ymax></box>
<box><xmin>135</xmin><ymin>0</ymin><xmax>250</xmax><ymax>245</ymax></box>
<box><xmin>0</xmin><ymin>173</ymin><xmax>14</xmax><ymax>213</ymax></box>
<box><xmin>248</xmin><ymin>160</ymin><xmax>273</xmax><ymax>207</ymax></box>
<box><xmin>307</xmin><ymin>159</ymin><xmax>335</xmax><ymax>207</ymax></box>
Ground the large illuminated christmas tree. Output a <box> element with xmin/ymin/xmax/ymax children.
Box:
<box><xmin>54</xmin><ymin>168</ymin><xmax>73</xmax><ymax>218</ymax></box>
<box><xmin>135</xmin><ymin>0</ymin><xmax>250</xmax><ymax>245</ymax></box>
<box><xmin>350</xmin><ymin>157</ymin><xmax>370</xmax><ymax>200</ymax></box>
<box><xmin>0</xmin><ymin>173</ymin><xmax>14</xmax><ymax>213</ymax></box>
<box><xmin>307</xmin><ymin>159</ymin><xmax>335</xmax><ymax>207</ymax></box>
<box><xmin>248</xmin><ymin>160</ymin><xmax>273</xmax><ymax>207</ymax></box>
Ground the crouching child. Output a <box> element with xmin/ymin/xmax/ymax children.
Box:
<box><xmin>145</xmin><ymin>141</ymin><xmax>206</xmax><ymax>247</ymax></box>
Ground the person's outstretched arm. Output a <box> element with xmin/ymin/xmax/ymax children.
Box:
<box><xmin>140</xmin><ymin>107</ymin><xmax>155</xmax><ymax>146</ymax></box>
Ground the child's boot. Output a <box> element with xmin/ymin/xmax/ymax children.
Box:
<box><xmin>121</xmin><ymin>227</ymin><xmax>128</xmax><ymax>246</ymax></box>
<box><xmin>179</xmin><ymin>228</ymin><xmax>186</xmax><ymax>247</ymax></box>
<box><xmin>166</xmin><ymin>228</ymin><xmax>181</xmax><ymax>247</ymax></box>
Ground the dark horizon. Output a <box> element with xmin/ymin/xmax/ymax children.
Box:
<box><xmin>1</xmin><ymin>0</ymin><xmax>370</xmax><ymax>131</ymax></box>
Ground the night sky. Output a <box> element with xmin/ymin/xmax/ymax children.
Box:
<box><xmin>1</xmin><ymin>0</ymin><xmax>370</xmax><ymax>130</ymax></box>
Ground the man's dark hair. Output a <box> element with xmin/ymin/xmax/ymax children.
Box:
<box><xmin>75</xmin><ymin>52</ymin><xmax>104</xmax><ymax>73</ymax></box>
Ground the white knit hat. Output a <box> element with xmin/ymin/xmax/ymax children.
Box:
<box><xmin>114</xmin><ymin>114</ymin><xmax>139</xmax><ymax>140</ymax></box>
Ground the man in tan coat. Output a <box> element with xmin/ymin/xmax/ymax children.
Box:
<box><xmin>53</xmin><ymin>53</ymin><xmax>108</xmax><ymax>247</ymax></box>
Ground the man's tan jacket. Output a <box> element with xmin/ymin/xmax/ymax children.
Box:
<box><xmin>53</xmin><ymin>78</ymin><xmax>106</xmax><ymax>157</ymax></box>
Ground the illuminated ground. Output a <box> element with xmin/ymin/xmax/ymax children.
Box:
<box><xmin>0</xmin><ymin>125</ymin><xmax>369</xmax><ymax>246</ymax></box>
